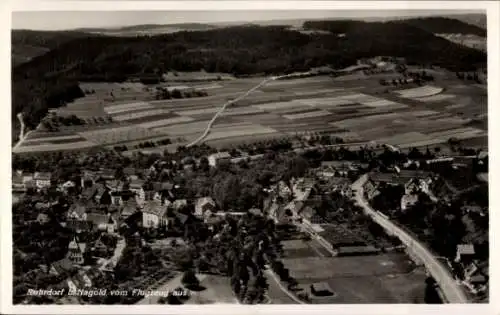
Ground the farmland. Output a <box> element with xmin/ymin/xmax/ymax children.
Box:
<box><xmin>13</xmin><ymin>66</ymin><xmax>487</xmax><ymax>154</ymax></box>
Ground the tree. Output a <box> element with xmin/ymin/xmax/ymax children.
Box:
<box><xmin>181</xmin><ymin>269</ymin><xmax>200</xmax><ymax>289</ymax></box>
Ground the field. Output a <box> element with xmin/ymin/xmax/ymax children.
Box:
<box><xmin>14</xmin><ymin>68</ymin><xmax>487</xmax><ymax>154</ymax></box>
<box><xmin>282</xmin><ymin>253</ymin><xmax>427</xmax><ymax>303</ymax></box>
<box><xmin>185</xmin><ymin>275</ymin><xmax>238</xmax><ymax>304</ymax></box>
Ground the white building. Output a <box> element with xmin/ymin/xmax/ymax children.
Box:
<box><xmin>208</xmin><ymin>152</ymin><xmax>231</xmax><ymax>167</ymax></box>
<box><xmin>33</xmin><ymin>172</ymin><xmax>52</xmax><ymax>189</ymax></box>
<box><xmin>142</xmin><ymin>200</ymin><xmax>168</xmax><ymax>229</ymax></box>
<box><xmin>195</xmin><ymin>197</ymin><xmax>216</xmax><ymax>217</ymax></box>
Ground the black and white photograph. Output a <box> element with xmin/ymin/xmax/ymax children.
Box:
<box><xmin>2</xmin><ymin>1</ymin><xmax>498</xmax><ymax>313</ymax></box>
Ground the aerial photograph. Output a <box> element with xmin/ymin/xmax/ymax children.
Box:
<box><xmin>10</xmin><ymin>9</ymin><xmax>488</xmax><ymax>305</ymax></box>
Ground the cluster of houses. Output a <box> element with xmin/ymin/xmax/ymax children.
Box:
<box><xmin>363</xmin><ymin>169</ymin><xmax>436</xmax><ymax>211</ymax></box>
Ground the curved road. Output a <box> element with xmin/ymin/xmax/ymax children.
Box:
<box><xmin>352</xmin><ymin>174</ymin><xmax>469</xmax><ymax>303</ymax></box>
<box><xmin>186</xmin><ymin>72</ymin><xmax>311</xmax><ymax>148</ymax></box>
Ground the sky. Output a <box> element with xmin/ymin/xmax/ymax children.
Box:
<box><xmin>12</xmin><ymin>10</ymin><xmax>484</xmax><ymax>31</ymax></box>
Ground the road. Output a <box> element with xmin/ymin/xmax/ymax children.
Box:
<box><xmin>264</xmin><ymin>267</ymin><xmax>304</xmax><ymax>304</ymax></box>
<box><xmin>351</xmin><ymin>174</ymin><xmax>469</xmax><ymax>303</ymax></box>
<box><xmin>186</xmin><ymin>77</ymin><xmax>275</xmax><ymax>147</ymax></box>
<box><xmin>99</xmin><ymin>236</ymin><xmax>126</xmax><ymax>271</ymax></box>
<box><xmin>186</xmin><ymin>71</ymin><xmax>324</xmax><ymax>148</ymax></box>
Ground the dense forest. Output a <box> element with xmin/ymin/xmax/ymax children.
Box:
<box><xmin>12</xmin><ymin>20</ymin><xmax>486</xmax><ymax>140</ymax></box>
<box><xmin>401</xmin><ymin>17</ymin><xmax>486</xmax><ymax>37</ymax></box>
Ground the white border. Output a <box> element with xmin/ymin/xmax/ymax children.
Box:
<box><xmin>2</xmin><ymin>1</ymin><xmax>499</xmax><ymax>314</ymax></box>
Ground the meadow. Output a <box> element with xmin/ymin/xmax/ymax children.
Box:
<box><xmin>14</xmin><ymin>69</ymin><xmax>487</xmax><ymax>154</ymax></box>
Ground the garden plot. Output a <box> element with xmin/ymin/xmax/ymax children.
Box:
<box><xmin>205</xmin><ymin>123</ymin><xmax>278</xmax><ymax>141</ymax></box>
<box><xmin>13</xmin><ymin>140</ymin><xmax>97</xmax><ymax>153</ymax></box>
<box><xmin>425</xmin><ymin>127</ymin><xmax>486</xmax><ymax>141</ymax></box>
<box><xmin>104</xmin><ymin>101</ymin><xmax>155</xmax><ymax>115</ymax></box>
<box><xmin>395</xmin><ymin>85</ymin><xmax>443</xmax><ymax>99</ymax></box>
<box><xmin>111</xmin><ymin>108</ymin><xmax>172</xmax><ymax>122</ymax></box>
<box><xmin>283</xmin><ymin>254</ymin><xmax>415</xmax><ymax>280</ymax></box>
<box><xmin>298</xmin><ymin>97</ymin><xmax>355</xmax><ymax>108</ymax></box>
<box><xmin>117</xmin><ymin>82</ymin><xmax>146</xmax><ymax>91</ymax></box>
<box><xmin>374</xmin><ymin>132</ymin><xmax>434</xmax><ymax>146</ymax></box>
<box><xmin>340</xmin><ymin>93</ymin><xmax>380</xmax><ymax>103</ymax></box>
<box><xmin>252</xmin><ymin>100</ymin><xmax>308</xmax><ymax>111</ymax></box>
<box><xmin>331</xmin><ymin>113</ymin><xmax>402</xmax><ymax>130</ymax></box>
<box><xmin>407</xmin><ymin>110</ymin><xmax>440</xmax><ymax>118</ymax></box>
<box><xmin>175</xmin><ymin>107</ymin><xmax>219</xmax><ymax>116</ymax></box>
<box><xmin>283</xmin><ymin>110</ymin><xmax>333</xmax><ymax>121</ymax></box>
<box><xmin>416</xmin><ymin>94</ymin><xmax>456</xmax><ymax>102</ymax></box>
<box><xmin>397</xmin><ymin>138</ymin><xmax>448</xmax><ymax>149</ymax></box>
<box><xmin>360</xmin><ymin>99</ymin><xmax>408</xmax><ymax>110</ymax></box>
<box><xmin>152</xmin><ymin>120</ymin><xmax>211</xmax><ymax>136</ymax></box>
<box><xmin>192</xmin><ymin>83</ymin><xmax>223</xmax><ymax>90</ymax></box>
<box><xmin>22</xmin><ymin>134</ymin><xmax>86</xmax><ymax>144</ymax></box>
<box><xmin>138</xmin><ymin>116</ymin><xmax>195</xmax><ymax>129</ymax></box>
<box><xmin>78</xmin><ymin>125</ymin><xmax>164</xmax><ymax>145</ymax></box>
<box><xmin>218</xmin><ymin>107</ymin><xmax>265</xmax><ymax>117</ymax></box>
<box><xmin>293</xmin><ymin>89</ymin><xmax>344</xmax><ymax>96</ymax></box>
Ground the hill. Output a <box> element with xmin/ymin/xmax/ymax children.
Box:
<box><xmin>11</xmin><ymin>30</ymin><xmax>94</xmax><ymax>66</ymax></box>
<box><xmin>445</xmin><ymin>13</ymin><xmax>487</xmax><ymax>30</ymax></box>
<box><xmin>75</xmin><ymin>23</ymin><xmax>217</xmax><ymax>37</ymax></box>
<box><xmin>11</xmin><ymin>23</ymin><xmax>486</xmax><ymax>143</ymax></box>
<box><xmin>401</xmin><ymin>17</ymin><xmax>486</xmax><ymax>37</ymax></box>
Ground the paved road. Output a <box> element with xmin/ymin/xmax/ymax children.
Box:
<box><xmin>264</xmin><ymin>267</ymin><xmax>304</xmax><ymax>304</ymax></box>
<box><xmin>352</xmin><ymin>174</ymin><xmax>469</xmax><ymax>303</ymax></box>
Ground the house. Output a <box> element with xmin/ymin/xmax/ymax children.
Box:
<box><xmin>36</xmin><ymin>213</ymin><xmax>51</xmax><ymax>225</ymax></box>
<box><xmin>49</xmin><ymin>258</ymin><xmax>75</xmax><ymax>277</ymax></box>
<box><xmin>142</xmin><ymin>200</ymin><xmax>168</xmax><ymax>228</ymax></box>
<box><xmin>277</xmin><ymin>180</ymin><xmax>292</xmax><ymax>200</ymax></box>
<box><xmin>96</xmin><ymin>169</ymin><xmax>115</xmax><ymax>181</ymax></box>
<box><xmin>455</xmin><ymin>244</ymin><xmax>475</xmax><ymax>263</ymax></box>
<box><xmin>325</xmin><ymin>177</ymin><xmax>352</xmax><ymax>197</ymax></box>
<box><xmin>120</xmin><ymin>199</ymin><xmax>139</xmax><ymax>219</ymax></box>
<box><xmin>269</xmin><ymin>203</ymin><xmax>293</xmax><ymax>225</ymax></box>
<box><xmin>208</xmin><ymin>152</ymin><xmax>231</xmax><ymax>167</ymax></box>
<box><xmin>94</xmin><ymin>184</ymin><xmax>111</xmax><ymax>205</ymax></box>
<box><xmin>12</xmin><ymin>173</ymin><xmax>26</xmax><ymax>192</ymax></box>
<box><xmin>336</xmin><ymin>245</ymin><xmax>380</xmax><ymax>256</ymax></box>
<box><xmin>67</xmin><ymin>236</ymin><xmax>86</xmax><ymax>265</ymax></box>
<box><xmin>195</xmin><ymin>197</ymin><xmax>216</xmax><ymax>217</ymax></box>
<box><xmin>129</xmin><ymin>179</ymin><xmax>146</xmax><ymax>203</ymax></box>
<box><xmin>106</xmin><ymin>180</ymin><xmax>126</xmax><ymax>193</ymax></box>
<box><xmin>401</xmin><ymin>194</ymin><xmax>419</xmax><ymax>211</ymax></box>
<box><xmin>22</xmin><ymin>172</ymin><xmax>34</xmax><ymax>184</ymax></box>
<box><xmin>67</xmin><ymin>202</ymin><xmax>88</xmax><ymax>221</ymax></box>
<box><xmin>87</xmin><ymin>213</ymin><xmax>116</xmax><ymax>233</ymax></box>
<box><xmin>173</xmin><ymin>199</ymin><xmax>188</xmax><ymax>210</ymax></box>
<box><xmin>81</xmin><ymin>170</ymin><xmax>98</xmax><ymax>188</ymax></box>
<box><xmin>59</xmin><ymin>180</ymin><xmax>76</xmax><ymax>193</ymax></box>
<box><xmin>34</xmin><ymin>172</ymin><xmax>52</xmax><ymax>189</ymax></box>
<box><xmin>248</xmin><ymin>208</ymin><xmax>262</xmax><ymax>216</ymax></box>
<box><xmin>92</xmin><ymin>237</ymin><xmax>110</xmax><ymax>257</ymax></box>
<box><xmin>310</xmin><ymin>282</ymin><xmax>334</xmax><ymax>296</ymax></box>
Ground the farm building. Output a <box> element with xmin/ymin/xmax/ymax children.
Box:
<box><xmin>310</xmin><ymin>282</ymin><xmax>334</xmax><ymax>296</ymax></box>
<box><xmin>401</xmin><ymin>194</ymin><xmax>419</xmax><ymax>211</ymax></box>
<box><xmin>455</xmin><ymin>244</ymin><xmax>476</xmax><ymax>263</ymax></box>
<box><xmin>336</xmin><ymin>245</ymin><xmax>381</xmax><ymax>257</ymax></box>
<box><xmin>33</xmin><ymin>172</ymin><xmax>52</xmax><ymax>189</ymax></box>
<box><xmin>208</xmin><ymin>152</ymin><xmax>231</xmax><ymax>167</ymax></box>
<box><xmin>142</xmin><ymin>200</ymin><xmax>168</xmax><ymax>229</ymax></box>
<box><xmin>195</xmin><ymin>197</ymin><xmax>216</xmax><ymax>217</ymax></box>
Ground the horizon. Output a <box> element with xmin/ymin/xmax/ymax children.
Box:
<box><xmin>11</xmin><ymin>10</ymin><xmax>485</xmax><ymax>31</ymax></box>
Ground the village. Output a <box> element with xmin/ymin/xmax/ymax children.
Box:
<box><xmin>11</xmin><ymin>140</ymin><xmax>489</xmax><ymax>304</ymax></box>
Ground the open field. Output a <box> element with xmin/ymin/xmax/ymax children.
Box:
<box><xmin>185</xmin><ymin>275</ymin><xmax>238</xmax><ymax>304</ymax></box>
<box><xmin>282</xmin><ymin>253</ymin><xmax>427</xmax><ymax>303</ymax></box>
<box><xmin>395</xmin><ymin>85</ymin><xmax>444</xmax><ymax>99</ymax></box>
<box><xmin>14</xmin><ymin>69</ymin><xmax>487</xmax><ymax>154</ymax></box>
